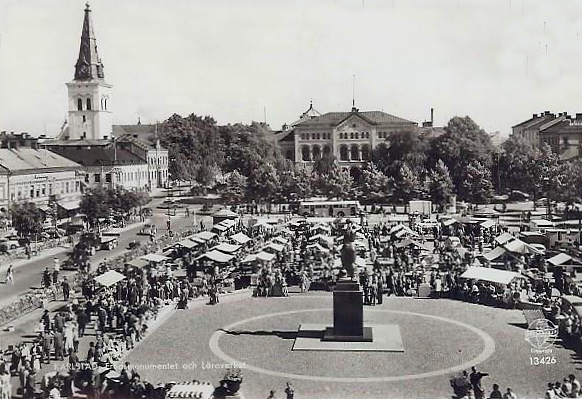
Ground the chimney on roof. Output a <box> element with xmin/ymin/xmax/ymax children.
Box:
<box><xmin>103</xmin><ymin>135</ymin><xmax>108</xmax><ymax>140</ymax></box>
<box><xmin>545</xmin><ymin>111</ymin><xmax>550</xmax><ymax>115</ymax></box>
<box><xmin>430</xmin><ymin>108</ymin><xmax>434</xmax><ymax>125</ymax></box>
<box><xmin>533</xmin><ymin>113</ymin><xmax>538</xmax><ymax>118</ymax></box>
<box><xmin>576</xmin><ymin>113</ymin><xmax>582</xmax><ymax>120</ymax></box>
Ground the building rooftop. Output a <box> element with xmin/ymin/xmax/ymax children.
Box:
<box><xmin>295</xmin><ymin>109</ymin><xmax>416</xmax><ymax>127</ymax></box>
<box><xmin>0</xmin><ymin>148</ymin><xmax>81</xmax><ymax>173</ymax></box>
<box><xmin>48</xmin><ymin>145</ymin><xmax>146</xmax><ymax>167</ymax></box>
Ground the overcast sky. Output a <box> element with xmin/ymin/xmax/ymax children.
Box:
<box><xmin>1</xmin><ymin>0</ymin><xmax>582</xmax><ymax>137</ymax></box>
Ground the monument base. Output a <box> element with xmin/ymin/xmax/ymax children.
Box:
<box><xmin>293</xmin><ymin>324</ymin><xmax>404</xmax><ymax>352</ymax></box>
<box><xmin>322</xmin><ymin>326</ymin><xmax>373</xmax><ymax>342</ymax></box>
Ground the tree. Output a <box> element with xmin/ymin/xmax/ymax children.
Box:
<box><xmin>247</xmin><ymin>163</ymin><xmax>280</xmax><ymax>207</ymax></box>
<box><xmin>80</xmin><ymin>187</ymin><xmax>113</xmax><ymax>227</ymax></box>
<box><xmin>495</xmin><ymin>134</ymin><xmax>538</xmax><ymax>194</ymax></box>
<box><xmin>278</xmin><ymin>163</ymin><xmax>313</xmax><ymax>203</ymax></box>
<box><xmin>429</xmin><ymin>159</ymin><xmax>454</xmax><ymax>210</ymax></box>
<box><xmin>429</xmin><ymin>116</ymin><xmax>494</xmax><ymax>195</ymax></box>
<box><xmin>394</xmin><ymin>163</ymin><xmax>421</xmax><ymax>212</ymax></box>
<box><xmin>222</xmin><ymin>171</ymin><xmax>248</xmax><ymax>204</ymax></box>
<box><xmin>372</xmin><ymin>130</ymin><xmax>429</xmax><ymax>180</ymax></box>
<box><xmin>461</xmin><ymin>161</ymin><xmax>494</xmax><ymax>204</ymax></box>
<box><xmin>353</xmin><ymin>162</ymin><xmax>391</xmax><ymax>203</ymax></box>
<box><xmin>11</xmin><ymin>202</ymin><xmax>43</xmax><ymax>238</ymax></box>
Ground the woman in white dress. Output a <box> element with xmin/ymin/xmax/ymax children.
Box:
<box><xmin>5</xmin><ymin>265</ymin><xmax>13</xmax><ymax>285</ymax></box>
<box><xmin>0</xmin><ymin>368</ymin><xmax>10</xmax><ymax>399</ymax></box>
<box><xmin>63</xmin><ymin>323</ymin><xmax>74</xmax><ymax>354</ymax></box>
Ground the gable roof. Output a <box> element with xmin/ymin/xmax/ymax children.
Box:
<box><xmin>295</xmin><ymin>110</ymin><xmax>416</xmax><ymax>128</ymax></box>
<box><xmin>47</xmin><ymin>145</ymin><xmax>146</xmax><ymax>167</ymax></box>
<box><xmin>0</xmin><ymin>148</ymin><xmax>82</xmax><ymax>172</ymax></box>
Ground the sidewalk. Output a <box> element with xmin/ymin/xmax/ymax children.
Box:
<box><xmin>2</xmin><ymin>287</ymin><xmax>251</xmax><ymax>398</ymax></box>
<box><xmin>0</xmin><ymin>219</ymin><xmax>150</xmax><ymax>277</ymax></box>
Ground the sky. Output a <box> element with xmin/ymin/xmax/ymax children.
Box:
<box><xmin>1</xmin><ymin>0</ymin><xmax>582</xmax><ymax>137</ymax></box>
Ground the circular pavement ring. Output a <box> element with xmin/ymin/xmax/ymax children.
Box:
<box><xmin>209</xmin><ymin>307</ymin><xmax>496</xmax><ymax>383</ymax></box>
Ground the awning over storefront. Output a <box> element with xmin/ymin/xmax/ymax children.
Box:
<box><xmin>460</xmin><ymin>266</ymin><xmax>525</xmax><ymax>285</ymax></box>
<box><xmin>58</xmin><ymin>199</ymin><xmax>81</xmax><ymax>211</ymax></box>
<box><xmin>196</xmin><ymin>250</ymin><xmax>234</xmax><ymax>263</ymax></box>
<box><xmin>94</xmin><ymin>270</ymin><xmax>126</xmax><ymax>287</ymax></box>
<box><xmin>230</xmin><ymin>232</ymin><xmax>251</xmax><ymax>245</ymax></box>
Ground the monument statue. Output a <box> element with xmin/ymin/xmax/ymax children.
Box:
<box><xmin>340</xmin><ymin>223</ymin><xmax>357</xmax><ymax>278</ymax></box>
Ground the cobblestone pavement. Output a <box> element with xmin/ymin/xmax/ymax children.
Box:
<box><xmin>124</xmin><ymin>292</ymin><xmax>580</xmax><ymax>399</ymax></box>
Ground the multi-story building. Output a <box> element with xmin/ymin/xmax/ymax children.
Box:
<box><xmin>0</xmin><ymin>133</ymin><xmax>83</xmax><ymax>212</ymax></box>
<box><xmin>44</xmin><ymin>4</ymin><xmax>168</xmax><ymax>190</ymax></box>
<box><xmin>45</xmin><ymin>140</ymin><xmax>149</xmax><ymax>191</ymax></box>
<box><xmin>512</xmin><ymin>111</ymin><xmax>582</xmax><ymax>160</ymax></box>
<box><xmin>277</xmin><ymin>103</ymin><xmax>418</xmax><ymax>167</ymax></box>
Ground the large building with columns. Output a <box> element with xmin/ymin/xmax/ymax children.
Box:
<box><xmin>278</xmin><ymin>104</ymin><xmax>418</xmax><ymax>166</ymax></box>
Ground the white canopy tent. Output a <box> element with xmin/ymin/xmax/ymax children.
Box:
<box><xmin>495</xmin><ymin>232</ymin><xmax>515</xmax><ymax>245</ymax></box>
<box><xmin>196</xmin><ymin>250</ymin><xmax>234</xmax><ymax>263</ymax></box>
<box><xmin>140</xmin><ymin>253</ymin><xmax>171</xmax><ymax>263</ymax></box>
<box><xmin>230</xmin><ymin>232</ymin><xmax>251</xmax><ymax>245</ymax></box>
<box><xmin>94</xmin><ymin>270</ymin><xmax>126</xmax><ymax>287</ymax></box>
<box><xmin>212</xmin><ymin>243</ymin><xmax>241</xmax><ymax>254</ymax></box>
<box><xmin>460</xmin><ymin>266</ymin><xmax>525</xmax><ymax>285</ymax></box>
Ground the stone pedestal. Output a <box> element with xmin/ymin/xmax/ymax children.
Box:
<box><xmin>322</xmin><ymin>280</ymin><xmax>373</xmax><ymax>342</ymax></box>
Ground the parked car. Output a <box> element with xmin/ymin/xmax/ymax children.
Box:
<box><xmin>0</xmin><ymin>236</ymin><xmax>20</xmax><ymax>250</ymax></box>
<box><xmin>138</xmin><ymin>224</ymin><xmax>156</xmax><ymax>235</ymax></box>
<box><xmin>509</xmin><ymin>190</ymin><xmax>530</xmax><ymax>201</ymax></box>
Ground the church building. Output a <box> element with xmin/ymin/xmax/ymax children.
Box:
<box><xmin>43</xmin><ymin>3</ymin><xmax>169</xmax><ymax>191</ymax></box>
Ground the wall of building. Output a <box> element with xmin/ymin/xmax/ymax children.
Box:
<box><xmin>67</xmin><ymin>80</ymin><xmax>113</xmax><ymax>140</ymax></box>
<box><xmin>82</xmin><ymin>163</ymin><xmax>149</xmax><ymax>191</ymax></box>
<box><xmin>0</xmin><ymin>170</ymin><xmax>82</xmax><ymax>210</ymax></box>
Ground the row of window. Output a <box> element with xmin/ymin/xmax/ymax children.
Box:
<box><xmin>76</xmin><ymin>96</ymin><xmax>109</xmax><ymax>111</ymax></box>
<box><xmin>299</xmin><ymin>144</ymin><xmax>371</xmax><ymax>162</ymax></box>
<box><xmin>10</xmin><ymin>180</ymin><xmax>79</xmax><ymax>201</ymax></box>
<box><xmin>339</xmin><ymin>132</ymin><xmax>370</xmax><ymax>140</ymax></box>
<box><xmin>299</xmin><ymin>131</ymin><xmax>391</xmax><ymax>140</ymax></box>
<box><xmin>300</xmin><ymin>132</ymin><xmax>331</xmax><ymax>141</ymax></box>
<box><xmin>149</xmin><ymin>157</ymin><xmax>168</xmax><ymax>166</ymax></box>
<box><xmin>87</xmin><ymin>169</ymin><xmax>168</xmax><ymax>184</ymax></box>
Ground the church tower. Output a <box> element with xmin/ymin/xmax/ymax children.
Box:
<box><xmin>65</xmin><ymin>3</ymin><xmax>112</xmax><ymax>140</ymax></box>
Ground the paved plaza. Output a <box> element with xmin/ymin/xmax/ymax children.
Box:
<box><xmin>124</xmin><ymin>293</ymin><xmax>580</xmax><ymax>399</ymax></box>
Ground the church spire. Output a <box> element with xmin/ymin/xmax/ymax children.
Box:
<box><xmin>74</xmin><ymin>3</ymin><xmax>105</xmax><ymax>80</ymax></box>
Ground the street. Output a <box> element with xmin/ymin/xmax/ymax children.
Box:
<box><xmin>0</xmin><ymin>198</ymin><xmax>209</xmax><ymax>309</ymax></box>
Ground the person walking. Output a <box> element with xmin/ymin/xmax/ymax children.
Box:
<box><xmin>267</xmin><ymin>390</ymin><xmax>276</xmax><ymax>399</ymax></box>
<box><xmin>284</xmin><ymin>382</ymin><xmax>294</xmax><ymax>399</ymax></box>
<box><xmin>53</xmin><ymin>258</ymin><xmax>60</xmax><ymax>284</ymax></box>
<box><xmin>5</xmin><ymin>265</ymin><xmax>13</xmax><ymax>285</ymax></box>
<box><xmin>503</xmin><ymin>387</ymin><xmax>517</xmax><ymax>399</ymax></box>
<box><xmin>470</xmin><ymin>366</ymin><xmax>489</xmax><ymax>399</ymax></box>
<box><xmin>62</xmin><ymin>277</ymin><xmax>70</xmax><ymax>301</ymax></box>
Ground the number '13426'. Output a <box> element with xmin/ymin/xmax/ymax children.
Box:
<box><xmin>530</xmin><ymin>356</ymin><xmax>556</xmax><ymax>366</ymax></box>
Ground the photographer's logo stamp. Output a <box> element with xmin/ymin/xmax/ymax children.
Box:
<box><xmin>525</xmin><ymin>318</ymin><xmax>557</xmax><ymax>351</ymax></box>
